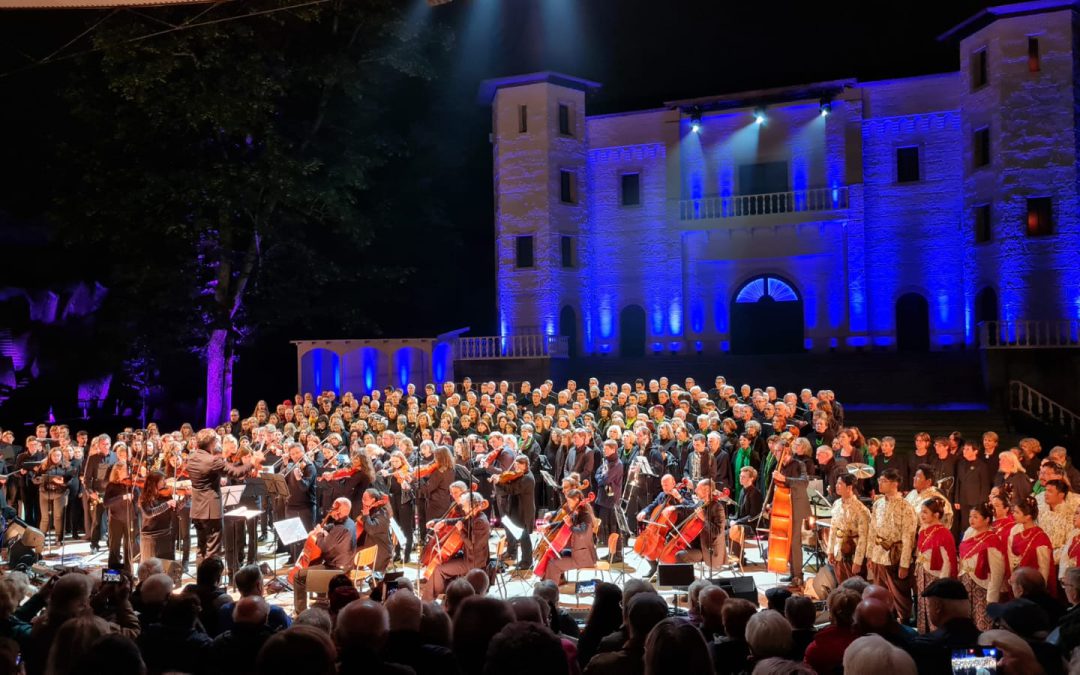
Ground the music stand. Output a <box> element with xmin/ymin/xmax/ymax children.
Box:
<box><xmin>261</xmin><ymin>473</ymin><xmax>290</xmax><ymax>551</ymax></box>
<box><xmin>657</xmin><ymin>563</ymin><xmax>695</xmax><ymax>615</ymax></box>
<box><xmin>539</xmin><ymin>470</ymin><xmax>559</xmax><ymax>490</ymax></box>
<box><xmin>268</xmin><ymin>517</ymin><xmax>308</xmax><ymax>593</ymax></box>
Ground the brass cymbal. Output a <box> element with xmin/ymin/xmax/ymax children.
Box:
<box><xmin>847</xmin><ymin>463</ymin><xmax>875</xmax><ymax>479</ymax></box>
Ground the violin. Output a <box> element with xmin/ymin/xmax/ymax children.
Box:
<box><xmin>319</xmin><ymin>466</ymin><xmax>359</xmax><ymax>482</ymax></box>
<box><xmin>415</xmin><ymin>462</ymin><xmax>438</xmax><ymax>480</ymax></box>
<box><xmin>491</xmin><ymin>465</ymin><xmax>527</xmax><ymax>485</ymax></box>
<box><xmin>355</xmin><ymin>495</ymin><xmax>390</xmax><ymax>540</ymax></box>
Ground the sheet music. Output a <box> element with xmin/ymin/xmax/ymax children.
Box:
<box><xmin>389</xmin><ymin>518</ymin><xmax>406</xmax><ymax>547</ymax></box>
<box><xmin>501</xmin><ymin>516</ymin><xmax>523</xmax><ymax>540</ymax></box>
<box><xmin>225</xmin><ymin>507</ymin><xmax>262</xmax><ymax>519</ymax></box>
<box><xmin>273</xmin><ymin>517</ymin><xmax>309</xmax><ymax>546</ymax></box>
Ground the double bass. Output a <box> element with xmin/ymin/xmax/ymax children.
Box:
<box><xmin>533</xmin><ymin>492</ymin><xmax>596</xmax><ymax>578</ymax></box>
<box><xmin>766</xmin><ymin>445</ymin><xmax>794</xmax><ymax>575</ymax></box>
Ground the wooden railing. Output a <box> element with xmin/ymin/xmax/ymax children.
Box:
<box><xmin>978</xmin><ymin>320</ymin><xmax>1080</xmax><ymax>349</ymax></box>
<box><xmin>1009</xmin><ymin>380</ymin><xmax>1080</xmax><ymax>438</ymax></box>
<box><xmin>679</xmin><ymin>186</ymin><xmax>849</xmax><ymax>221</ymax></box>
<box><xmin>455</xmin><ymin>335</ymin><xmax>569</xmax><ymax>360</ymax></box>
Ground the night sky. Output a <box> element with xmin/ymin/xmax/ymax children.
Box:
<box><xmin>0</xmin><ymin>0</ymin><xmax>999</xmax><ymax>411</ymax></box>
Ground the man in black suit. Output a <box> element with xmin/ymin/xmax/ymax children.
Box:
<box><xmin>187</xmin><ymin>428</ymin><xmax>259</xmax><ymax>565</ymax></box>
<box><xmin>503</xmin><ymin>455</ymin><xmax>536</xmax><ymax>570</ymax></box>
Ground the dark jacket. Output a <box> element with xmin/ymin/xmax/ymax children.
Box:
<box><xmin>594</xmin><ymin>456</ymin><xmax>623</xmax><ymax>510</ymax></box>
<box><xmin>206</xmin><ymin>623</ymin><xmax>277</xmax><ymax>675</ymax></box>
<box><xmin>359</xmin><ymin>505</ymin><xmax>393</xmax><ymax>571</ymax></box>
<box><xmin>138</xmin><ymin>623</ymin><xmax>213</xmax><ymax>675</ymax></box>
<box><xmin>911</xmin><ymin>617</ymin><xmax>983</xmax><ymax>675</ymax></box>
<box><xmin>956</xmin><ymin>457</ymin><xmax>992</xmax><ymax>507</ymax></box>
<box><xmin>187</xmin><ymin>449</ymin><xmax>252</xmax><ymax>519</ymax></box>
<box><xmin>419</xmin><ymin>466</ymin><xmax>454</xmax><ymax>518</ymax></box>
<box><xmin>283</xmin><ymin>460</ymin><xmax>317</xmax><ymax>510</ymax></box>
<box><xmin>382</xmin><ymin>630</ymin><xmax>459</xmax><ymax>675</ymax></box>
<box><xmin>733</xmin><ymin>485</ymin><xmax>763</xmax><ymax>525</ymax></box>
<box><xmin>316</xmin><ymin>516</ymin><xmax>357</xmax><ymax>569</ymax></box>
<box><xmin>566</xmin><ymin>505</ymin><xmax>598</xmax><ymax>567</ymax></box>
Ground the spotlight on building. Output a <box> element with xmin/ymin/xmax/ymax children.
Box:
<box><xmin>427</xmin><ymin>0</ymin><xmax>454</xmax><ymax>5</ymax></box>
<box><xmin>820</xmin><ymin>98</ymin><xmax>832</xmax><ymax>117</ymax></box>
<box><xmin>754</xmin><ymin>107</ymin><xmax>766</xmax><ymax>125</ymax></box>
<box><xmin>690</xmin><ymin>111</ymin><xmax>702</xmax><ymax>134</ymax></box>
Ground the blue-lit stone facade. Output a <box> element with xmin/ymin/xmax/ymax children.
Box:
<box><xmin>486</xmin><ymin>3</ymin><xmax>1080</xmax><ymax>355</ymax></box>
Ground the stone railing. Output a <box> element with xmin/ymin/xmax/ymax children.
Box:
<box><xmin>678</xmin><ymin>186</ymin><xmax>849</xmax><ymax>221</ymax></box>
<box><xmin>455</xmin><ymin>335</ymin><xmax>569</xmax><ymax>360</ymax></box>
<box><xmin>1009</xmin><ymin>380</ymin><xmax>1079</xmax><ymax>438</ymax></box>
<box><xmin>978</xmin><ymin>320</ymin><xmax>1080</xmax><ymax>349</ymax></box>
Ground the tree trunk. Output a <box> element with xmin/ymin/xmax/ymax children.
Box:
<box><xmin>205</xmin><ymin>328</ymin><xmax>231</xmax><ymax>427</ymax></box>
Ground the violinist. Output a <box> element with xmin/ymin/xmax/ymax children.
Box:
<box><xmin>636</xmin><ymin>474</ymin><xmax>690</xmax><ymax>577</ymax></box>
<box><xmin>418</xmin><ymin>446</ymin><xmax>455</xmax><ymax>545</ymax></box>
<box><xmin>414</xmin><ymin>440</ymin><xmax>439</xmax><ymax>547</ymax></box>
<box><xmin>104</xmin><ymin>462</ymin><xmax>138</xmax><ymax>573</ymax></box>
<box><xmin>670</xmin><ymin>479</ymin><xmax>728</xmax><ymax>569</ymax></box>
<box><xmin>595</xmin><ymin>439</ymin><xmax>625</xmax><ymax>563</ymax></box>
<box><xmin>357</xmin><ymin>488</ymin><xmax>393</xmax><ymax>573</ymax></box>
<box><xmin>292</xmin><ymin>497</ymin><xmax>357</xmax><ymax>615</ymax></box>
<box><xmin>317</xmin><ymin>443</ymin><xmax>346</xmax><ymax>518</ymax></box>
<box><xmin>139</xmin><ymin>470</ymin><xmax>180</xmax><ymax>562</ymax></box>
<box><xmin>382</xmin><ymin>451</ymin><xmax>415</xmax><ymax>564</ymax></box>
<box><xmin>421</xmin><ymin>491</ymin><xmax>490</xmax><ymax>602</ymax></box>
<box><xmin>541</xmin><ymin>489</ymin><xmax>597</xmax><ymax>583</ymax></box>
<box><xmin>165</xmin><ymin>450</ymin><xmax>193</xmax><ymax>567</ymax></box>
<box><xmin>283</xmin><ymin>441</ymin><xmax>317</xmax><ymax>565</ymax></box>
<box><xmin>81</xmin><ymin>434</ymin><xmax>114</xmax><ymax>554</ymax></box>
<box><xmin>318</xmin><ymin>452</ymin><xmax>373</xmax><ymax>520</ymax></box>
<box><xmin>33</xmin><ymin>447</ymin><xmax>73</xmax><ymax>548</ymax></box>
<box><xmin>500</xmin><ymin>454</ymin><xmax>536</xmax><ymax>570</ymax></box>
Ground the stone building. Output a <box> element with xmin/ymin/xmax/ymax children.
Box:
<box><xmin>482</xmin><ymin>0</ymin><xmax>1080</xmax><ymax>357</ymax></box>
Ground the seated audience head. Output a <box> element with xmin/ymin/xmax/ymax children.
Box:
<box><xmin>509</xmin><ymin>596</ymin><xmax>544</xmax><ymax>624</ymax></box>
<box><xmin>921</xmin><ymin>578</ymin><xmax>970</xmax><ymax>630</ymax></box>
<box><xmin>842</xmin><ymin>634</ymin><xmax>917</xmax><ymax>675</ymax></box>
<box><xmin>643</xmin><ymin>617</ymin><xmax>713</xmax><ymax>675</ymax></box>
<box><xmin>987</xmin><ymin>598</ymin><xmax>1052</xmax><ymax>640</ymax></box>
<box><xmin>452</xmin><ymin>596</ymin><xmax>515</xmax><ymax>675</ymax></box>
<box><xmin>785</xmin><ymin>595</ymin><xmax>816</xmax><ymax>631</ymax></box>
<box><xmin>196</xmin><ymin>557</ymin><xmax>225</xmax><ymax>588</ymax></box>
<box><xmin>234</xmin><ymin>564</ymin><xmax>265</xmax><ymax>597</ymax></box>
<box><xmin>687</xmin><ymin>578</ymin><xmax>712</xmax><ymax>617</ymax></box>
<box><xmin>234</xmin><ymin>596</ymin><xmax>270</xmax><ymax>626</ymax></box>
<box><xmin>137</xmin><ymin>558</ymin><xmax>164</xmax><ymax>583</ymax></box>
<box><xmin>765</xmin><ymin>586</ymin><xmax>792</xmax><ymax>613</ymax></box>
<box><xmin>745</xmin><ymin>609</ymin><xmax>794</xmax><ymax>659</ymax></box>
<box><xmin>751</xmin><ymin>658</ymin><xmax>816</xmax><ymax>675</ymax></box>
<box><xmin>443</xmin><ymin>578</ymin><xmax>475</xmax><ymax>618</ymax></box>
<box><xmin>827</xmin><ymin>588</ymin><xmax>861</xmax><ymax>629</ymax></box>
<box><xmin>839</xmin><ymin>575</ymin><xmax>869</xmax><ymax>596</ymax></box>
<box><xmin>139</xmin><ymin>573</ymin><xmax>174</xmax><ymax>607</ymax></box>
<box><xmin>420</xmin><ymin>601</ymin><xmax>452</xmax><ymax>647</ymax></box>
<box><xmin>853</xmin><ymin>598</ymin><xmax>893</xmax><ymax>635</ymax></box>
<box><xmin>627</xmin><ymin>593</ymin><xmax>669</xmax><ymax>645</ymax></box>
<box><xmin>1010</xmin><ymin>566</ymin><xmax>1046</xmax><ymax>598</ymax></box>
<box><xmin>386</xmin><ymin>588</ymin><xmax>423</xmax><ymax>632</ymax></box>
<box><xmin>721</xmin><ymin>598</ymin><xmax>759</xmax><ymax>641</ymax></box>
<box><xmin>465</xmin><ymin>568</ymin><xmax>490</xmax><ymax>596</ymax></box>
<box><xmin>45</xmin><ymin>615</ymin><xmax>111</xmax><ymax>675</ymax></box>
<box><xmin>293</xmin><ymin>608</ymin><xmax>332</xmax><ymax>635</ymax></box>
<box><xmin>483</xmin><ymin>622</ymin><xmax>568</xmax><ymax>675</ymax></box>
<box><xmin>47</xmin><ymin>572</ymin><xmax>93</xmax><ymax>623</ymax></box>
<box><xmin>79</xmin><ymin>634</ymin><xmax>145</xmax><ymax>675</ymax></box>
<box><xmin>335</xmin><ymin>599</ymin><xmax>389</xmax><ymax>654</ymax></box>
<box><xmin>698</xmin><ymin>585</ymin><xmax>729</xmax><ymax>635</ymax></box>
<box><xmin>256</xmin><ymin>626</ymin><xmax>337</xmax><ymax>675</ymax></box>
<box><xmin>1064</xmin><ymin>566</ymin><xmax>1080</xmax><ymax>607</ymax></box>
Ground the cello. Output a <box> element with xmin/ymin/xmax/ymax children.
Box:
<box><xmin>287</xmin><ymin>512</ymin><xmax>332</xmax><ymax>583</ymax></box>
<box><xmin>421</xmin><ymin>496</ymin><xmax>489</xmax><ymax>580</ymax></box>
<box><xmin>766</xmin><ymin>445</ymin><xmax>794</xmax><ymax>575</ymax></box>
<box><xmin>533</xmin><ymin>479</ymin><xmax>590</xmax><ymax>561</ymax></box>
<box><xmin>657</xmin><ymin>488</ymin><xmax>723</xmax><ymax>564</ymax></box>
<box><xmin>533</xmin><ymin>492</ymin><xmax>596</xmax><ymax>578</ymax></box>
<box><xmin>634</xmin><ymin>478</ymin><xmax>692</xmax><ymax>560</ymax></box>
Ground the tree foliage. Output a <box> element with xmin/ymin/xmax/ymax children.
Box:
<box><xmin>48</xmin><ymin>0</ymin><xmax>450</xmax><ymax>421</ymax></box>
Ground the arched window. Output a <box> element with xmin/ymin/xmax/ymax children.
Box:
<box><xmin>735</xmin><ymin>275</ymin><xmax>799</xmax><ymax>303</ymax></box>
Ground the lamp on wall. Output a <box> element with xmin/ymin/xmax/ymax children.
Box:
<box><xmin>690</xmin><ymin>110</ymin><xmax>702</xmax><ymax>134</ymax></box>
<box><xmin>753</xmin><ymin>107</ymin><xmax>766</xmax><ymax>125</ymax></box>
<box><xmin>819</xmin><ymin>98</ymin><xmax>832</xmax><ymax>117</ymax></box>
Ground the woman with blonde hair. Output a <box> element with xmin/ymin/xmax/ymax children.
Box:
<box><xmin>995</xmin><ymin>451</ymin><xmax>1032</xmax><ymax>504</ymax></box>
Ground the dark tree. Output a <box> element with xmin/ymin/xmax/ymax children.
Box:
<box><xmin>49</xmin><ymin>0</ymin><xmax>449</xmax><ymax>424</ymax></box>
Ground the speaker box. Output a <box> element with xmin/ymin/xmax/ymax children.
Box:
<box><xmin>8</xmin><ymin>540</ymin><xmax>40</xmax><ymax>571</ymax></box>
<box><xmin>19</xmin><ymin>527</ymin><xmax>44</xmax><ymax>554</ymax></box>
<box><xmin>810</xmin><ymin>564</ymin><xmax>837</xmax><ymax>600</ymax></box>
<box><xmin>711</xmin><ymin>575</ymin><xmax>758</xmax><ymax>604</ymax></box>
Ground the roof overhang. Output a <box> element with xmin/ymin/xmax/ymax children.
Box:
<box><xmin>478</xmin><ymin>71</ymin><xmax>601</xmax><ymax>105</ymax></box>
<box><xmin>0</xmin><ymin>0</ymin><xmax>218</xmax><ymax>8</ymax></box>
<box><xmin>665</xmin><ymin>78</ymin><xmax>857</xmax><ymax>115</ymax></box>
<box><xmin>938</xmin><ymin>0</ymin><xmax>1078</xmax><ymax>42</ymax></box>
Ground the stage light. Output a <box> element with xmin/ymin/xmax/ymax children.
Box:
<box><xmin>820</xmin><ymin>98</ymin><xmax>831</xmax><ymax>117</ymax></box>
<box><xmin>427</xmin><ymin>0</ymin><xmax>454</xmax><ymax>5</ymax></box>
<box><xmin>754</xmin><ymin>107</ymin><xmax>766</xmax><ymax>125</ymax></box>
<box><xmin>690</xmin><ymin>111</ymin><xmax>702</xmax><ymax>134</ymax></box>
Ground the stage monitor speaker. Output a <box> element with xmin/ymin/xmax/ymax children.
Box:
<box><xmin>8</xmin><ymin>540</ymin><xmax>40</xmax><ymax>572</ymax></box>
<box><xmin>657</xmin><ymin>563</ymin><xmax>694</xmax><ymax>589</ymax></box>
<box><xmin>19</xmin><ymin>526</ymin><xmax>44</xmax><ymax>554</ymax></box>
<box><xmin>810</xmin><ymin>564</ymin><xmax>837</xmax><ymax>600</ymax></box>
<box><xmin>711</xmin><ymin>575</ymin><xmax>758</xmax><ymax>604</ymax></box>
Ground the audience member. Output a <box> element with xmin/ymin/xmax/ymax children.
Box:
<box><xmin>842</xmin><ymin>635</ymin><xmax>917</xmax><ymax>675</ymax></box>
<box><xmin>206</xmin><ymin>596</ymin><xmax>276</xmax><ymax>675</ymax></box>
<box><xmin>383</xmin><ymin>589</ymin><xmax>457</xmax><ymax>674</ymax></box>
<box><xmin>643</xmin><ymin>617</ymin><xmax>713</xmax><ymax>675</ymax></box>
<box><xmin>256</xmin><ymin>626</ymin><xmax>336</xmax><ymax>675</ymax></box>
<box><xmin>452</xmin><ymin>596</ymin><xmax>515</xmax><ymax>675</ymax></box>
<box><xmin>335</xmin><ymin>599</ymin><xmax>413</xmax><ymax>675</ymax></box>
<box><xmin>784</xmin><ymin>595</ymin><xmax>816</xmax><ymax>660</ymax></box>
<box><xmin>584</xmin><ymin>593</ymin><xmax>668</xmax><ymax>675</ymax></box>
<box><xmin>485</xmin><ymin>622</ymin><xmax>570</xmax><ymax>675</ymax></box>
<box><xmin>711</xmin><ymin>598</ymin><xmax>757</xmax><ymax>675</ymax></box>
<box><xmin>804</xmin><ymin>587</ymin><xmax>860</xmax><ymax>675</ymax></box>
<box><xmin>216</xmin><ymin>565</ymin><xmax>291</xmax><ymax>635</ymax></box>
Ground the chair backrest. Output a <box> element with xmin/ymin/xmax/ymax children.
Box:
<box><xmin>606</xmin><ymin>532</ymin><xmax>619</xmax><ymax>562</ymax></box>
<box><xmin>355</xmin><ymin>545</ymin><xmax>378</xmax><ymax>569</ymax></box>
<box><xmin>495</xmin><ymin>536</ymin><xmax>507</xmax><ymax>558</ymax></box>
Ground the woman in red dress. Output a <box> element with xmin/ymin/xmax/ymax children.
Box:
<box><xmin>1007</xmin><ymin>495</ymin><xmax>1056</xmax><ymax>597</ymax></box>
<box><xmin>915</xmin><ymin>497</ymin><xmax>958</xmax><ymax>633</ymax></box>
<box><xmin>958</xmin><ymin>502</ymin><xmax>1008</xmax><ymax>630</ymax></box>
<box><xmin>1057</xmin><ymin>508</ymin><xmax>1080</xmax><ymax>583</ymax></box>
<box><xmin>991</xmin><ymin>489</ymin><xmax>1015</xmax><ymax>540</ymax></box>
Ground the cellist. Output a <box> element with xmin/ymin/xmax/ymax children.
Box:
<box><xmin>636</xmin><ymin>474</ymin><xmax>690</xmax><ymax>577</ymax></box>
<box><xmin>541</xmin><ymin>489</ymin><xmax>598</xmax><ymax>584</ymax></box>
<box><xmin>292</xmin><ymin>496</ymin><xmax>357</xmax><ymax>615</ymax></box>
<box><xmin>422</xmin><ymin>491</ymin><xmax>490</xmax><ymax>602</ymax></box>
<box><xmin>669</xmin><ymin>479</ymin><xmax>728</xmax><ymax>570</ymax></box>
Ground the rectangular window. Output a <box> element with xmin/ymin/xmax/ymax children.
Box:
<box><xmin>896</xmin><ymin>146</ymin><xmax>920</xmax><ymax>183</ymax></box>
<box><xmin>621</xmin><ymin>173</ymin><xmax>641</xmax><ymax>206</ymax></box>
<box><xmin>1028</xmin><ymin>37</ymin><xmax>1040</xmax><ymax>72</ymax></box>
<box><xmin>560</xmin><ymin>236</ymin><xmax>573</xmax><ymax>268</ymax></box>
<box><xmin>738</xmin><ymin>161</ymin><xmax>788</xmax><ymax>196</ymax></box>
<box><xmin>559</xmin><ymin>170</ymin><xmax>575</xmax><ymax>203</ymax></box>
<box><xmin>974</xmin><ymin>204</ymin><xmax>991</xmax><ymax>243</ymax></box>
<box><xmin>974</xmin><ymin>127</ymin><xmax>991</xmax><ymax>168</ymax></box>
<box><xmin>971</xmin><ymin>49</ymin><xmax>988</xmax><ymax>89</ymax></box>
<box><xmin>518</xmin><ymin>105</ymin><xmax>527</xmax><ymax>133</ymax></box>
<box><xmin>515</xmin><ymin>236</ymin><xmax>534</xmax><ymax>268</ymax></box>
<box><xmin>558</xmin><ymin>103</ymin><xmax>572</xmax><ymax>136</ymax></box>
<box><xmin>1026</xmin><ymin>197</ymin><xmax>1053</xmax><ymax>236</ymax></box>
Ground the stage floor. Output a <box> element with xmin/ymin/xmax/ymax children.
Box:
<box><xmin>20</xmin><ymin>530</ymin><xmax>816</xmax><ymax>615</ymax></box>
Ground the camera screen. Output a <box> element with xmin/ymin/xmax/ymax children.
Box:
<box><xmin>950</xmin><ymin>647</ymin><xmax>999</xmax><ymax>675</ymax></box>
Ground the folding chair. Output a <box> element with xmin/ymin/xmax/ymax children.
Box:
<box><xmin>348</xmin><ymin>545</ymin><xmax>379</xmax><ymax>592</ymax></box>
<box><xmin>594</xmin><ymin>532</ymin><xmax>628</xmax><ymax>584</ymax></box>
<box><xmin>491</xmin><ymin>537</ymin><xmax>509</xmax><ymax>598</ymax></box>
